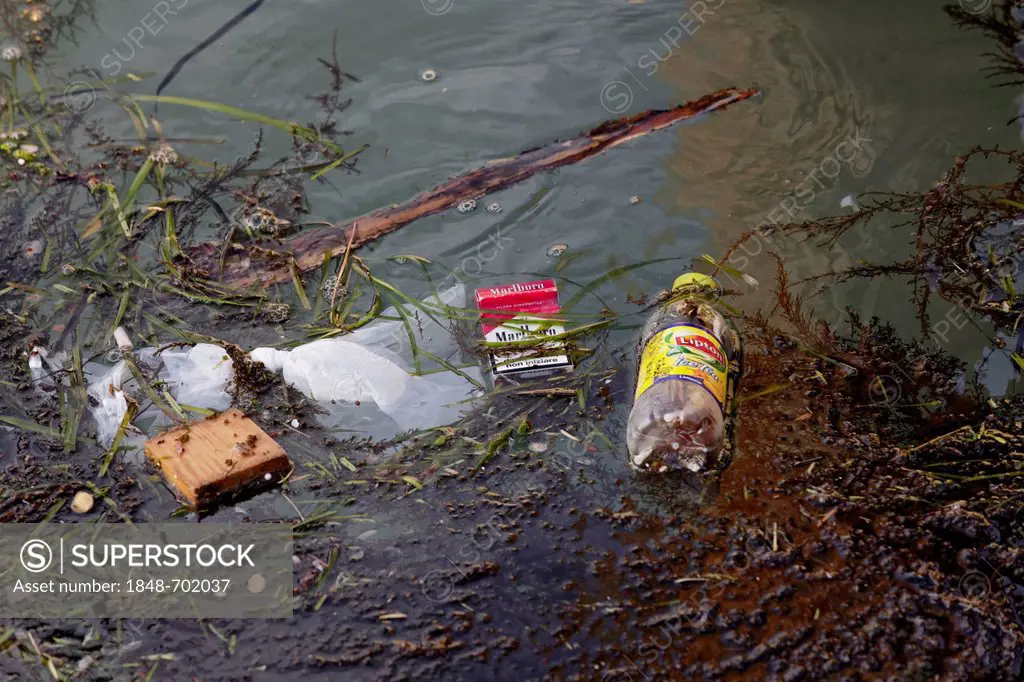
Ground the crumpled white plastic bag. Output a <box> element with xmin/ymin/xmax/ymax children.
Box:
<box><xmin>159</xmin><ymin>343</ymin><xmax>234</xmax><ymax>412</ymax></box>
<box><xmin>251</xmin><ymin>284</ymin><xmax>481</xmax><ymax>437</ymax></box>
<box><xmin>85</xmin><ymin>360</ymin><xmax>131</xmax><ymax>448</ymax></box>
<box><xmin>85</xmin><ymin>343</ymin><xmax>234</xmax><ymax>449</ymax></box>
<box><xmin>84</xmin><ymin>285</ymin><xmax>476</xmax><ymax>446</ymax></box>
<box><xmin>28</xmin><ymin>347</ymin><xmax>66</xmax><ymax>392</ymax></box>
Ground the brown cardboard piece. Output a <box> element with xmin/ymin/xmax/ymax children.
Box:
<box><xmin>145</xmin><ymin>409</ymin><xmax>290</xmax><ymax>509</ymax></box>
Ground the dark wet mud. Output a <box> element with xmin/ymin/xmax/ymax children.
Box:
<box><xmin>560</xmin><ymin>327</ymin><xmax>1024</xmax><ymax>681</ymax></box>
<box><xmin>3</xmin><ymin>309</ymin><xmax>1022</xmax><ymax>681</ymax></box>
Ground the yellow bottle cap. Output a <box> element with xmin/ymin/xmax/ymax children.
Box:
<box><xmin>672</xmin><ymin>272</ymin><xmax>719</xmax><ymax>292</ymax></box>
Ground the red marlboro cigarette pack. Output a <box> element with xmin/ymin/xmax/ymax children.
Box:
<box><xmin>474</xmin><ymin>279</ymin><xmax>574</xmax><ymax>379</ymax></box>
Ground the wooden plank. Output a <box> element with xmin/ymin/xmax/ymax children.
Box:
<box><xmin>145</xmin><ymin>409</ymin><xmax>290</xmax><ymax>509</ymax></box>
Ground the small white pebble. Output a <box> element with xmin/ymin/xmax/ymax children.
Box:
<box><xmin>290</xmin><ymin>418</ymin><xmax>300</xmax><ymax>428</ymax></box>
<box><xmin>71</xmin><ymin>491</ymin><xmax>94</xmax><ymax>514</ymax></box>
<box><xmin>264</xmin><ymin>473</ymin><xmax>273</xmax><ymax>481</ymax></box>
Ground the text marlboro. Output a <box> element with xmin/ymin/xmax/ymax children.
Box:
<box><xmin>474</xmin><ymin>279</ymin><xmax>574</xmax><ymax>379</ymax></box>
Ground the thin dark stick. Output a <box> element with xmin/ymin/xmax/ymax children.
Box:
<box><xmin>154</xmin><ymin>0</ymin><xmax>268</xmax><ymax>104</ymax></box>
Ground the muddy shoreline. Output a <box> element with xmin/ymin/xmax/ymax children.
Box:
<box><xmin>3</xmin><ymin>315</ymin><xmax>1023</xmax><ymax>680</ymax></box>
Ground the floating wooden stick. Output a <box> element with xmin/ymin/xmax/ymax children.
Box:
<box><xmin>189</xmin><ymin>87</ymin><xmax>759</xmax><ymax>290</ymax></box>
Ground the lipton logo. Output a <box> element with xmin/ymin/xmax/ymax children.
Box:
<box><xmin>675</xmin><ymin>334</ymin><xmax>725</xmax><ymax>365</ymax></box>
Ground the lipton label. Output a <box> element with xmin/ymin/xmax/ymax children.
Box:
<box><xmin>634</xmin><ymin>323</ymin><xmax>728</xmax><ymax>406</ymax></box>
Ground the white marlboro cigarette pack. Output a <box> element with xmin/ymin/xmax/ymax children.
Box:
<box><xmin>474</xmin><ymin>279</ymin><xmax>574</xmax><ymax>380</ymax></box>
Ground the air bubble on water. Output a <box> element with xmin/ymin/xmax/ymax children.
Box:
<box><xmin>457</xmin><ymin>199</ymin><xmax>477</xmax><ymax>213</ymax></box>
<box><xmin>671</xmin><ymin>442</ymin><xmax>680</xmax><ymax>450</ymax></box>
<box><xmin>421</xmin><ymin>69</ymin><xmax>438</xmax><ymax>82</ymax></box>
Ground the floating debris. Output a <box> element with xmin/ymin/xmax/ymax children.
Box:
<box><xmin>486</xmin><ymin>202</ymin><xmax>502</xmax><ymax>214</ymax></box>
<box><xmin>148</xmin><ymin>144</ymin><xmax>178</xmax><ymax>165</ymax></box>
<box><xmin>0</xmin><ymin>42</ymin><xmax>22</xmax><ymax>62</ymax></box>
<box><xmin>261</xmin><ymin>303</ymin><xmax>291</xmax><ymax>323</ymax></box>
<box><xmin>629</xmin><ymin>195</ymin><xmax>642</xmax><ymax>205</ymax></box>
<box><xmin>627</xmin><ymin>272</ymin><xmax>739</xmax><ymax>474</ymax></box>
<box><xmin>840</xmin><ymin>193</ymin><xmax>859</xmax><ymax>211</ymax></box>
<box><xmin>70</xmin><ymin>491</ymin><xmax>94</xmax><ymax>514</ymax></box>
<box><xmin>474</xmin><ymin>279</ymin><xmax>574</xmax><ymax>380</ymax></box>
<box><xmin>144</xmin><ymin>410</ymin><xmax>291</xmax><ymax>510</ymax></box>
<box><xmin>421</xmin><ymin>69</ymin><xmax>438</xmax><ymax>82</ymax></box>
<box><xmin>457</xmin><ymin>199</ymin><xmax>477</xmax><ymax>213</ymax></box>
<box><xmin>113</xmin><ymin>326</ymin><xmax>134</xmax><ymax>351</ymax></box>
<box><xmin>22</xmin><ymin>5</ymin><xmax>49</xmax><ymax>23</ymax></box>
<box><xmin>21</xmin><ymin>239</ymin><xmax>42</xmax><ymax>258</ymax></box>
<box><xmin>242</xmin><ymin>207</ymin><xmax>279</xmax><ymax>234</ymax></box>
<box><xmin>545</xmin><ymin>243</ymin><xmax>568</xmax><ymax>258</ymax></box>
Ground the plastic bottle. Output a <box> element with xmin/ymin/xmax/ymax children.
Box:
<box><xmin>626</xmin><ymin>272</ymin><xmax>740</xmax><ymax>473</ymax></box>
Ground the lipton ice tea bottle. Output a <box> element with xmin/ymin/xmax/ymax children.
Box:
<box><xmin>626</xmin><ymin>273</ymin><xmax>740</xmax><ymax>473</ymax></box>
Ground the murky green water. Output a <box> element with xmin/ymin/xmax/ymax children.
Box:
<box><xmin>31</xmin><ymin>1</ymin><xmax>1022</xmax><ymax>677</ymax></box>
<box><xmin>57</xmin><ymin>0</ymin><xmax>1020</xmax><ymax>394</ymax></box>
